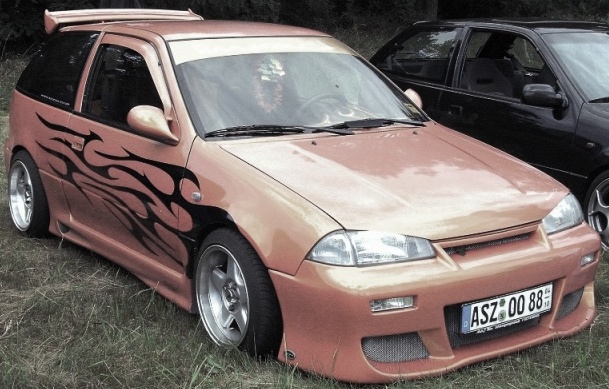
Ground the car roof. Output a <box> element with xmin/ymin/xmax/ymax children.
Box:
<box><xmin>412</xmin><ymin>18</ymin><xmax>609</xmax><ymax>34</ymax></box>
<box><xmin>47</xmin><ymin>9</ymin><xmax>328</xmax><ymax>41</ymax></box>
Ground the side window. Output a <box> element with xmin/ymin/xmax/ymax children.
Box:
<box><xmin>508</xmin><ymin>37</ymin><xmax>544</xmax><ymax>71</ymax></box>
<box><xmin>460</xmin><ymin>31</ymin><xmax>555</xmax><ymax>98</ymax></box>
<box><xmin>84</xmin><ymin>44</ymin><xmax>163</xmax><ymax>128</ymax></box>
<box><xmin>375</xmin><ymin>28</ymin><xmax>461</xmax><ymax>83</ymax></box>
<box><xmin>16</xmin><ymin>32</ymin><xmax>99</xmax><ymax>110</ymax></box>
<box><xmin>465</xmin><ymin>32</ymin><xmax>491</xmax><ymax>59</ymax></box>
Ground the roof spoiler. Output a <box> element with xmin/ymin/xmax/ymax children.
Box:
<box><xmin>44</xmin><ymin>8</ymin><xmax>204</xmax><ymax>34</ymax></box>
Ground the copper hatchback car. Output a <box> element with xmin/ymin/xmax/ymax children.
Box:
<box><xmin>4</xmin><ymin>9</ymin><xmax>601</xmax><ymax>383</ymax></box>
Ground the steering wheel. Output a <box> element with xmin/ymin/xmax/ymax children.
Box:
<box><xmin>296</xmin><ymin>92</ymin><xmax>349</xmax><ymax>117</ymax></box>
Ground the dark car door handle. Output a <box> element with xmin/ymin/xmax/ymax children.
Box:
<box><xmin>448</xmin><ymin>105</ymin><xmax>463</xmax><ymax>116</ymax></box>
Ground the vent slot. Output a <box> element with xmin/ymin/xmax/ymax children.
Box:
<box><xmin>445</xmin><ymin>232</ymin><xmax>531</xmax><ymax>256</ymax></box>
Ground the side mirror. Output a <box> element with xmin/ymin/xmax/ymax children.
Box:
<box><xmin>127</xmin><ymin>105</ymin><xmax>178</xmax><ymax>145</ymax></box>
<box><xmin>522</xmin><ymin>84</ymin><xmax>567</xmax><ymax>109</ymax></box>
<box><xmin>404</xmin><ymin>88</ymin><xmax>423</xmax><ymax>109</ymax></box>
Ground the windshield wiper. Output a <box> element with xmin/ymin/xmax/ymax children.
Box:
<box><xmin>327</xmin><ymin>118</ymin><xmax>426</xmax><ymax>130</ymax></box>
<box><xmin>205</xmin><ymin>125</ymin><xmax>308</xmax><ymax>138</ymax></box>
<box><xmin>589</xmin><ymin>96</ymin><xmax>609</xmax><ymax>103</ymax></box>
<box><xmin>311</xmin><ymin>127</ymin><xmax>355</xmax><ymax>135</ymax></box>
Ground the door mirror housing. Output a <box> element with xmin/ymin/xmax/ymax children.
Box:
<box><xmin>404</xmin><ymin>88</ymin><xmax>423</xmax><ymax>109</ymax></box>
<box><xmin>522</xmin><ymin>84</ymin><xmax>567</xmax><ymax>109</ymax></box>
<box><xmin>127</xmin><ymin>105</ymin><xmax>178</xmax><ymax>145</ymax></box>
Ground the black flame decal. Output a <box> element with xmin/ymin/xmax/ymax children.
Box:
<box><xmin>35</xmin><ymin>114</ymin><xmax>223</xmax><ymax>266</ymax></box>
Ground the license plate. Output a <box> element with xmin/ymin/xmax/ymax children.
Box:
<box><xmin>461</xmin><ymin>283</ymin><xmax>553</xmax><ymax>334</ymax></box>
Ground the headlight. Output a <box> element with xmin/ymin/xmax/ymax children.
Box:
<box><xmin>307</xmin><ymin>230</ymin><xmax>435</xmax><ymax>266</ymax></box>
<box><xmin>542</xmin><ymin>193</ymin><xmax>584</xmax><ymax>235</ymax></box>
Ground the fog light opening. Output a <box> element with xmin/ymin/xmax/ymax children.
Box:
<box><xmin>370</xmin><ymin>296</ymin><xmax>414</xmax><ymax>312</ymax></box>
<box><xmin>581</xmin><ymin>252</ymin><xmax>596</xmax><ymax>267</ymax></box>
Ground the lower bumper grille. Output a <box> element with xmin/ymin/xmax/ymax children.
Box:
<box><xmin>362</xmin><ymin>332</ymin><xmax>429</xmax><ymax>363</ymax></box>
<box><xmin>556</xmin><ymin>288</ymin><xmax>584</xmax><ymax>320</ymax></box>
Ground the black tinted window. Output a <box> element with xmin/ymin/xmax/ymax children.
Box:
<box><xmin>17</xmin><ymin>32</ymin><xmax>99</xmax><ymax>110</ymax></box>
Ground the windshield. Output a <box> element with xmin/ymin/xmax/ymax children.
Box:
<box><xmin>170</xmin><ymin>37</ymin><xmax>425</xmax><ymax>135</ymax></box>
<box><xmin>544</xmin><ymin>32</ymin><xmax>609</xmax><ymax>102</ymax></box>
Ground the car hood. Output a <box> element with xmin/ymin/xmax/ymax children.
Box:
<box><xmin>220</xmin><ymin>124</ymin><xmax>566</xmax><ymax>240</ymax></box>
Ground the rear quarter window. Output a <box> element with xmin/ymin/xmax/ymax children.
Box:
<box><xmin>16</xmin><ymin>32</ymin><xmax>99</xmax><ymax>110</ymax></box>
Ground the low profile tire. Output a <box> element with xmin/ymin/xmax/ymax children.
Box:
<box><xmin>8</xmin><ymin>151</ymin><xmax>50</xmax><ymax>237</ymax></box>
<box><xmin>585</xmin><ymin>171</ymin><xmax>609</xmax><ymax>249</ymax></box>
<box><xmin>194</xmin><ymin>228</ymin><xmax>282</xmax><ymax>357</ymax></box>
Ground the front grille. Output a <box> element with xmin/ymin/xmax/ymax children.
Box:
<box><xmin>556</xmin><ymin>288</ymin><xmax>584</xmax><ymax>320</ymax></box>
<box><xmin>444</xmin><ymin>304</ymin><xmax>540</xmax><ymax>349</ymax></box>
<box><xmin>362</xmin><ymin>332</ymin><xmax>429</xmax><ymax>363</ymax></box>
<box><xmin>445</xmin><ymin>233</ymin><xmax>531</xmax><ymax>256</ymax></box>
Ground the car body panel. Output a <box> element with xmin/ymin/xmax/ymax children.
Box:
<box><xmin>3</xmin><ymin>12</ymin><xmax>602</xmax><ymax>383</ymax></box>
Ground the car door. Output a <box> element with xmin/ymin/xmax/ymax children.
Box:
<box><xmin>63</xmin><ymin>34</ymin><xmax>190</xmax><ymax>272</ymax></box>
<box><xmin>371</xmin><ymin>26</ymin><xmax>463</xmax><ymax>116</ymax></box>
<box><xmin>436</xmin><ymin>28</ymin><xmax>579</xmax><ymax>187</ymax></box>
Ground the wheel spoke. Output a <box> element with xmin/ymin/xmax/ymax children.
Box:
<box><xmin>233</xmin><ymin>303</ymin><xmax>248</xmax><ymax>333</ymax></box>
<box><xmin>210</xmin><ymin>266</ymin><xmax>227</xmax><ymax>292</ymax></box>
<box><xmin>24</xmin><ymin>206</ymin><xmax>32</xmax><ymax>224</ymax></box>
<box><xmin>587</xmin><ymin>185</ymin><xmax>609</xmax><ymax>248</ymax></box>
<box><xmin>226</xmin><ymin>257</ymin><xmax>241</xmax><ymax>284</ymax></box>
<box><xmin>220</xmin><ymin>305</ymin><xmax>234</xmax><ymax>329</ymax></box>
<box><xmin>593</xmin><ymin>189</ymin><xmax>609</xmax><ymax>212</ymax></box>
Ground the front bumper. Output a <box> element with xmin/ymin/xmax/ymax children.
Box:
<box><xmin>269</xmin><ymin>223</ymin><xmax>600</xmax><ymax>383</ymax></box>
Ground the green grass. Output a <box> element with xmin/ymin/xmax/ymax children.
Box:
<box><xmin>1</xmin><ymin>29</ymin><xmax>609</xmax><ymax>388</ymax></box>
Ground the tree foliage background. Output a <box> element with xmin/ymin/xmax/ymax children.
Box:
<box><xmin>1</xmin><ymin>0</ymin><xmax>609</xmax><ymax>55</ymax></box>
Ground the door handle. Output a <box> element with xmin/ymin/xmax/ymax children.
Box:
<box><xmin>71</xmin><ymin>136</ymin><xmax>85</xmax><ymax>151</ymax></box>
<box><xmin>448</xmin><ymin>105</ymin><xmax>463</xmax><ymax>116</ymax></box>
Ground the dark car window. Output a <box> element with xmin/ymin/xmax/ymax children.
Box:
<box><xmin>508</xmin><ymin>37</ymin><xmax>544</xmax><ymax>70</ymax></box>
<box><xmin>375</xmin><ymin>28</ymin><xmax>461</xmax><ymax>83</ymax></box>
<box><xmin>84</xmin><ymin>44</ymin><xmax>163</xmax><ymax>128</ymax></box>
<box><xmin>460</xmin><ymin>30</ymin><xmax>553</xmax><ymax>98</ymax></box>
<box><xmin>16</xmin><ymin>32</ymin><xmax>99</xmax><ymax>110</ymax></box>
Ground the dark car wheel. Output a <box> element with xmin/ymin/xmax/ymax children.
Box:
<box><xmin>585</xmin><ymin>171</ymin><xmax>609</xmax><ymax>249</ymax></box>
<box><xmin>8</xmin><ymin>150</ymin><xmax>50</xmax><ymax>237</ymax></box>
<box><xmin>194</xmin><ymin>228</ymin><xmax>282</xmax><ymax>357</ymax></box>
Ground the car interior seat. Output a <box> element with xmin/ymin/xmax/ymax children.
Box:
<box><xmin>465</xmin><ymin>58</ymin><xmax>514</xmax><ymax>97</ymax></box>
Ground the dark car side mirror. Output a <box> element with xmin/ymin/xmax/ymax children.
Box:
<box><xmin>127</xmin><ymin>105</ymin><xmax>179</xmax><ymax>145</ymax></box>
<box><xmin>522</xmin><ymin>84</ymin><xmax>568</xmax><ymax>109</ymax></box>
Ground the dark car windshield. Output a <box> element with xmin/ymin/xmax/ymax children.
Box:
<box><xmin>544</xmin><ymin>32</ymin><xmax>609</xmax><ymax>102</ymax></box>
<box><xmin>170</xmin><ymin>37</ymin><xmax>426</xmax><ymax>136</ymax></box>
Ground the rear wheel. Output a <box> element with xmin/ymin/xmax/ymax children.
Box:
<box><xmin>585</xmin><ymin>171</ymin><xmax>609</xmax><ymax>249</ymax></box>
<box><xmin>8</xmin><ymin>151</ymin><xmax>50</xmax><ymax>237</ymax></box>
<box><xmin>194</xmin><ymin>228</ymin><xmax>282</xmax><ymax>356</ymax></box>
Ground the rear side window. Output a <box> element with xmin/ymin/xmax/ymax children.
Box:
<box><xmin>16</xmin><ymin>32</ymin><xmax>99</xmax><ymax>110</ymax></box>
<box><xmin>375</xmin><ymin>28</ymin><xmax>461</xmax><ymax>83</ymax></box>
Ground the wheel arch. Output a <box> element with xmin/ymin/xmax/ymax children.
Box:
<box><xmin>582</xmin><ymin>163</ymin><xmax>609</xmax><ymax>202</ymax></box>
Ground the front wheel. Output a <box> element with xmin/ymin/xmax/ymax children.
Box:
<box><xmin>194</xmin><ymin>228</ymin><xmax>282</xmax><ymax>357</ymax></box>
<box><xmin>8</xmin><ymin>151</ymin><xmax>50</xmax><ymax>237</ymax></box>
<box><xmin>584</xmin><ymin>171</ymin><xmax>609</xmax><ymax>249</ymax></box>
